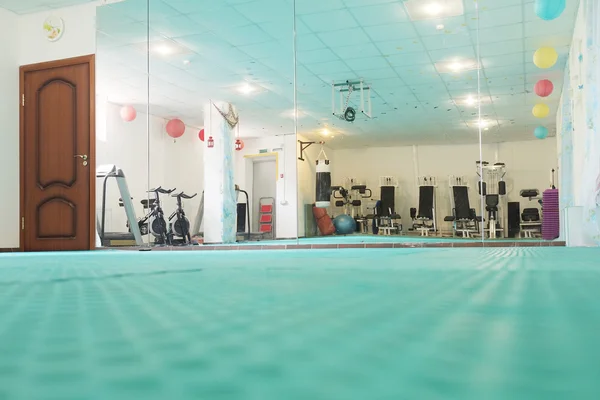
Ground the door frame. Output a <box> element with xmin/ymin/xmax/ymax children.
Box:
<box><xmin>19</xmin><ymin>54</ymin><xmax>96</xmax><ymax>251</ymax></box>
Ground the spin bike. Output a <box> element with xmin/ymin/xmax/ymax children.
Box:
<box><xmin>139</xmin><ymin>186</ymin><xmax>175</xmax><ymax>245</ymax></box>
<box><xmin>168</xmin><ymin>191</ymin><xmax>197</xmax><ymax>245</ymax></box>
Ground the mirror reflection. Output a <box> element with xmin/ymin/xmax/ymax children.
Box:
<box><xmin>96</xmin><ymin>0</ymin><xmax>296</xmax><ymax>248</ymax></box>
<box><xmin>295</xmin><ymin>0</ymin><xmax>573</xmax><ymax>246</ymax></box>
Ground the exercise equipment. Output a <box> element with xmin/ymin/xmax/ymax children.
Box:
<box><xmin>520</xmin><ymin>189</ymin><xmax>543</xmax><ymax>238</ymax></box>
<box><xmin>168</xmin><ymin>192</ymin><xmax>197</xmax><ymax>245</ymax></box>
<box><xmin>477</xmin><ymin>162</ymin><xmax>507</xmax><ymax>239</ymax></box>
<box><xmin>377</xmin><ymin>176</ymin><xmax>402</xmax><ymax>235</ymax></box>
<box><xmin>331</xmin><ymin>178</ymin><xmax>372</xmax><ymax>223</ymax></box>
<box><xmin>542</xmin><ymin>188</ymin><xmax>560</xmax><ymax>240</ymax></box>
<box><xmin>96</xmin><ymin>165</ymin><xmax>143</xmax><ymax>247</ymax></box>
<box><xmin>313</xmin><ymin>206</ymin><xmax>335</xmax><ymax>236</ymax></box>
<box><xmin>332</xmin><ymin>79</ymin><xmax>372</xmax><ymax>121</ymax></box>
<box><xmin>191</xmin><ymin>191</ymin><xmax>205</xmax><ymax>239</ymax></box>
<box><xmin>410</xmin><ymin>176</ymin><xmax>437</xmax><ymax>236</ymax></box>
<box><xmin>139</xmin><ymin>186</ymin><xmax>175</xmax><ymax>245</ymax></box>
<box><xmin>333</xmin><ymin>214</ymin><xmax>357</xmax><ymax>235</ymax></box>
<box><xmin>315</xmin><ymin>144</ymin><xmax>331</xmax><ymax>208</ymax></box>
<box><xmin>445</xmin><ymin>176</ymin><xmax>481</xmax><ymax>238</ymax></box>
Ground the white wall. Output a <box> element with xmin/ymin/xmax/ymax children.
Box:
<box><xmin>330</xmin><ymin>139</ymin><xmax>558</xmax><ymax>232</ymax></box>
<box><xmin>235</xmin><ymin>134</ymin><xmax>298</xmax><ymax>239</ymax></box>
<box><xmin>17</xmin><ymin>2</ymin><xmax>98</xmax><ymax>65</ymax></box>
<box><xmin>97</xmin><ymin>102</ymin><xmax>204</xmax><ymax>235</ymax></box>
<box><xmin>0</xmin><ymin>8</ymin><xmax>19</xmax><ymax>248</ymax></box>
<box><xmin>0</xmin><ymin>3</ymin><xmax>98</xmax><ymax>248</ymax></box>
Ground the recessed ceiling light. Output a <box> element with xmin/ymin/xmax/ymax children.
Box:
<box><xmin>238</xmin><ymin>83</ymin><xmax>255</xmax><ymax>95</ymax></box>
<box><xmin>404</xmin><ymin>0</ymin><xmax>464</xmax><ymax>21</ymax></box>
<box><xmin>424</xmin><ymin>2</ymin><xmax>444</xmax><ymax>16</ymax></box>
<box><xmin>321</xmin><ymin>128</ymin><xmax>330</xmax><ymax>137</ymax></box>
<box><xmin>465</xmin><ymin>96</ymin><xmax>476</xmax><ymax>106</ymax></box>
<box><xmin>182</xmin><ymin>60</ymin><xmax>190</xmax><ymax>65</ymax></box>
<box><xmin>154</xmin><ymin>44</ymin><xmax>173</xmax><ymax>56</ymax></box>
<box><xmin>436</xmin><ymin>24</ymin><xmax>445</xmax><ymax>30</ymax></box>
<box><xmin>435</xmin><ymin>59</ymin><xmax>479</xmax><ymax>74</ymax></box>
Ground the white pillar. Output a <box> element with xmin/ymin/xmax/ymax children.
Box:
<box><xmin>203</xmin><ymin>102</ymin><xmax>237</xmax><ymax>244</ymax></box>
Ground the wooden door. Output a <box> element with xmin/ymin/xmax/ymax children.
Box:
<box><xmin>20</xmin><ymin>55</ymin><xmax>95</xmax><ymax>252</ymax></box>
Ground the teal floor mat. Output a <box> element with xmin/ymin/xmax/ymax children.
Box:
<box><xmin>1</xmin><ymin>248</ymin><xmax>599</xmax><ymax>399</ymax></box>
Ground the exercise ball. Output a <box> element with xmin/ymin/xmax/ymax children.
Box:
<box><xmin>534</xmin><ymin>126</ymin><xmax>549</xmax><ymax>139</ymax></box>
<box><xmin>535</xmin><ymin>0</ymin><xmax>566</xmax><ymax>21</ymax></box>
<box><xmin>120</xmin><ymin>105</ymin><xmax>136</xmax><ymax>122</ymax></box>
<box><xmin>198</xmin><ymin>129</ymin><xmax>205</xmax><ymax>141</ymax></box>
<box><xmin>333</xmin><ymin>214</ymin><xmax>356</xmax><ymax>235</ymax></box>
<box><xmin>534</xmin><ymin>47</ymin><xmax>558</xmax><ymax>69</ymax></box>
<box><xmin>532</xmin><ymin>103</ymin><xmax>550</xmax><ymax>118</ymax></box>
<box><xmin>166</xmin><ymin>118</ymin><xmax>186</xmax><ymax>138</ymax></box>
<box><xmin>534</xmin><ymin>79</ymin><xmax>554</xmax><ymax>97</ymax></box>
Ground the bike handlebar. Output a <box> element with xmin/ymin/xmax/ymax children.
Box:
<box><xmin>171</xmin><ymin>192</ymin><xmax>198</xmax><ymax>200</ymax></box>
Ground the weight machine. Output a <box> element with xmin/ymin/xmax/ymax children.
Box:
<box><xmin>476</xmin><ymin>161</ymin><xmax>507</xmax><ymax>239</ymax></box>
<box><xmin>332</xmin><ymin>79</ymin><xmax>373</xmax><ymax>122</ymax></box>
<box><xmin>410</xmin><ymin>176</ymin><xmax>437</xmax><ymax>236</ymax></box>
<box><xmin>445</xmin><ymin>176</ymin><xmax>481</xmax><ymax>238</ymax></box>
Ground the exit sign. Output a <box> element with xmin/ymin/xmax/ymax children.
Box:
<box><xmin>259</xmin><ymin>149</ymin><xmax>268</xmax><ymax>153</ymax></box>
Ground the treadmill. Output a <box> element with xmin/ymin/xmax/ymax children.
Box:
<box><xmin>96</xmin><ymin>165</ymin><xmax>144</xmax><ymax>247</ymax></box>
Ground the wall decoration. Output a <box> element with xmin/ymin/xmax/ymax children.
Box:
<box><xmin>43</xmin><ymin>16</ymin><xmax>64</xmax><ymax>42</ymax></box>
<box><xmin>198</xmin><ymin>129</ymin><xmax>205</xmax><ymax>141</ymax></box>
<box><xmin>534</xmin><ymin>79</ymin><xmax>554</xmax><ymax>97</ymax></box>
<box><xmin>534</xmin><ymin>126</ymin><xmax>549</xmax><ymax>139</ymax></box>
<box><xmin>535</xmin><ymin>0</ymin><xmax>566</xmax><ymax>21</ymax></box>
<box><xmin>533</xmin><ymin>103</ymin><xmax>550</xmax><ymax>118</ymax></box>
<box><xmin>534</xmin><ymin>47</ymin><xmax>558</xmax><ymax>69</ymax></box>
<box><xmin>234</xmin><ymin>139</ymin><xmax>244</xmax><ymax>151</ymax></box>
<box><xmin>120</xmin><ymin>105</ymin><xmax>136</xmax><ymax>122</ymax></box>
<box><xmin>166</xmin><ymin>118</ymin><xmax>186</xmax><ymax>138</ymax></box>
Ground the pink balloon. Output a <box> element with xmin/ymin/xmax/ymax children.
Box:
<box><xmin>120</xmin><ymin>105</ymin><xmax>136</xmax><ymax>122</ymax></box>
<box><xmin>166</xmin><ymin>119</ymin><xmax>186</xmax><ymax>138</ymax></box>
<box><xmin>534</xmin><ymin>79</ymin><xmax>554</xmax><ymax>97</ymax></box>
<box><xmin>199</xmin><ymin>129</ymin><xmax>205</xmax><ymax>141</ymax></box>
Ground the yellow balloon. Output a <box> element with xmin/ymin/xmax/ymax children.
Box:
<box><xmin>534</xmin><ymin>47</ymin><xmax>558</xmax><ymax>69</ymax></box>
<box><xmin>533</xmin><ymin>103</ymin><xmax>550</xmax><ymax>118</ymax></box>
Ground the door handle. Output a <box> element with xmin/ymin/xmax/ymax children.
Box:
<box><xmin>74</xmin><ymin>154</ymin><xmax>88</xmax><ymax>161</ymax></box>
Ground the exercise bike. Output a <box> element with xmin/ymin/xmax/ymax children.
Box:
<box><xmin>138</xmin><ymin>186</ymin><xmax>175</xmax><ymax>245</ymax></box>
<box><xmin>168</xmin><ymin>191</ymin><xmax>197</xmax><ymax>245</ymax></box>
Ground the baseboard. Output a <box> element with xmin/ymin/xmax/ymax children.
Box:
<box><xmin>0</xmin><ymin>248</ymin><xmax>19</xmax><ymax>253</ymax></box>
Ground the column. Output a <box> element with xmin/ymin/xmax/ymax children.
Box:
<box><xmin>203</xmin><ymin>101</ymin><xmax>237</xmax><ymax>244</ymax></box>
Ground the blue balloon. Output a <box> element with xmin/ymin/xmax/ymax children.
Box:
<box><xmin>333</xmin><ymin>214</ymin><xmax>356</xmax><ymax>235</ymax></box>
<box><xmin>534</xmin><ymin>126</ymin><xmax>549</xmax><ymax>139</ymax></box>
<box><xmin>535</xmin><ymin>0</ymin><xmax>566</xmax><ymax>21</ymax></box>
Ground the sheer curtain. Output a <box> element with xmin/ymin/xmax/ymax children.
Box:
<box><xmin>582</xmin><ymin>0</ymin><xmax>600</xmax><ymax>244</ymax></box>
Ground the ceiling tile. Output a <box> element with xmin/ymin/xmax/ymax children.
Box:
<box><xmin>347</xmin><ymin>2</ymin><xmax>409</xmax><ymax>26</ymax></box>
<box><xmin>299</xmin><ymin>9</ymin><xmax>358</xmax><ymax>32</ymax></box>
<box><xmin>363</xmin><ymin>23</ymin><xmax>418</xmax><ymax>42</ymax></box>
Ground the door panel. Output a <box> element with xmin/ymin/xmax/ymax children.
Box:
<box><xmin>21</xmin><ymin>57</ymin><xmax>93</xmax><ymax>251</ymax></box>
<box><xmin>252</xmin><ymin>160</ymin><xmax>277</xmax><ymax>233</ymax></box>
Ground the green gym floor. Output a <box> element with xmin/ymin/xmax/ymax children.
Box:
<box><xmin>1</xmin><ymin>247</ymin><xmax>599</xmax><ymax>399</ymax></box>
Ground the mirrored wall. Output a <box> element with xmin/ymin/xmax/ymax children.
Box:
<box><xmin>295</xmin><ymin>0</ymin><xmax>487</xmax><ymax>243</ymax></box>
<box><xmin>294</xmin><ymin>0</ymin><xmax>572</xmax><ymax>246</ymax></box>
<box><xmin>96</xmin><ymin>0</ymin><xmax>297</xmax><ymax>248</ymax></box>
<box><xmin>95</xmin><ymin>0</ymin><xmax>575</xmax><ymax>248</ymax></box>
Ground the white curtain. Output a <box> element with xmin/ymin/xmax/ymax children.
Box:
<box><xmin>581</xmin><ymin>0</ymin><xmax>600</xmax><ymax>244</ymax></box>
